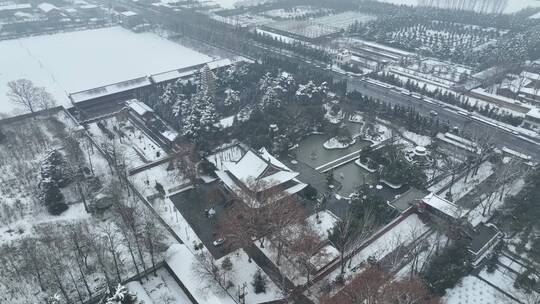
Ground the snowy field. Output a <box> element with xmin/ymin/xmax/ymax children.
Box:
<box><xmin>210</xmin><ymin>0</ymin><xmax>273</xmax><ymax>9</ymax></box>
<box><xmin>377</xmin><ymin>0</ymin><xmax>540</xmax><ymax>14</ymax></box>
<box><xmin>0</xmin><ymin>27</ymin><xmax>213</xmax><ymax>115</ymax></box>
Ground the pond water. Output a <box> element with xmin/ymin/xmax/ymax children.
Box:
<box><xmin>292</xmin><ymin>122</ymin><xmax>369</xmax><ymax>169</ymax></box>
<box><xmin>332</xmin><ymin>161</ymin><xmax>375</xmax><ymax>197</ymax></box>
<box><xmin>293</xmin><ymin>134</ymin><xmax>370</xmax><ymax>169</ymax></box>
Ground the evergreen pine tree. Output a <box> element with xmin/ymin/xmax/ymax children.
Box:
<box><xmin>39</xmin><ymin>178</ymin><xmax>68</xmax><ymax>215</ymax></box>
<box><xmin>40</xmin><ymin>149</ymin><xmax>72</xmax><ymax>187</ymax></box>
<box><xmin>221</xmin><ymin>257</ymin><xmax>233</xmax><ymax>272</ymax></box>
<box><xmin>0</xmin><ymin>128</ymin><xmax>5</xmax><ymax>143</ymax></box>
<box><xmin>252</xmin><ymin>269</ymin><xmax>266</xmax><ymax>294</ymax></box>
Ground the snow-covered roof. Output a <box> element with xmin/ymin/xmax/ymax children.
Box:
<box><xmin>526</xmin><ymin>108</ymin><xmax>540</xmax><ymax>120</ymax></box>
<box><xmin>421</xmin><ymin>193</ymin><xmax>463</xmax><ymax>220</ymax></box>
<box><xmin>259</xmin><ymin>147</ymin><xmax>289</xmax><ymax>171</ymax></box>
<box><xmin>216</xmin><ymin>146</ymin><xmax>307</xmax><ymax>204</ymax></box>
<box><xmin>121</xmin><ymin>10</ymin><xmax>138</xmax><ymax>17</ymax></box>
<box><xmin>519</xmin><ymin>87</ymin><xmax>540</xmax><ymax>97</ymax></box>
<box><xmin>0</xmin><ymin>3</ymin><xmax>31</xmax><ymax>11</ymax></box>
<box><xmin>38</xmin><ymin>2</ymin><xmax>59</xmax><ymax>13</ymax></box>
<box><xmin>79</xmin><ymin>4</ymin><xmax>98</xmax><ymax>9</ymax></box>
<box><xmin>70</xmin><ymin>76</ymin><xmax>151</xmax><ymax>103</ymax></box>
<box><xmin>436</xmin><ymin>133</ymin><xmax>478</xmax><ymax>153</ymax></box>
<box><xmin>226</xmin><ymin>150</ymin><xmax>268</xmax><ymax>182</ymax></box>
<box><xmin>126</xmin><ymin>99</ymin><xmax>154</xmax><ymax>116</ymax></box>
<box><xmin>161</xmin><ymin>130</ymin><xmax>179</xmax><ymax>142</ymax></box>
<box><xmin>471</xmin><ymin>88</ymin><xmax>521</xmax><ymax>105</ymax></box>
<box><xmin>472</xmin><ymin>66</ymin><xmax>504</xmax><ymax>81</ymax></box>
<box><xmin>501</xmin><ymin>147</ymin><xmax>532</xmax><ymax>161</ymax></box>
<box><xmin>218</xmin><ymin>115</ymin><xmax>235</xmax><ymax>129</ymax></box>
<box><xmin>223</xmin><ymin>147</ymin><xmax>301</xmax><ymax>192</ymax></box>
<box><xmin>13</xmin><ymin>11</ymin><xmax>34</xmax><ymax>18</ymax></box>
<box><xmin>206</xmin><ymin>143</ymin><xmax>246</xmax><ymax>171</ymax></box>
<box><xmin>206</xmin><ymin>58</ymin><xmax>232</xmax><ymax>69</ymax></box>
<box><xmin>150</xmin><ymin>70</ymin><xmax>182</xmax><ymax>83</ymax></box>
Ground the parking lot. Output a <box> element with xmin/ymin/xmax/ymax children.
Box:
<box><xmin>169</xmin><ymin>182</ymin><xmax>234</xmax><ymax>259</ymax></box>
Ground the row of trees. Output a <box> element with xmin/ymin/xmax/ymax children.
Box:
<box><xmin>346</xmin><ymin>1</ymin><xmax>540</xmax><ymax>68</ymax></box>
<box><xmin>347</xmin><ymin>91</ymin><xmax>450</xmax><ymax>136</ymax></box>
<box><xmin>0</xmin><ymin>200</ymin><xmax>166</xmax><ymax>304</ymax></box>
<box><xmin>320</xmin><ymin>267</ymin><xmax>440</xmax><ymax>304</ymax></box>
<box><xmin>329</xmin><ymin>193</ymin><xmax>399</xmax><ymax>277</ymax></box>
<box><xmin>253</xmin><ymin>31</ymin><xmax>332</xmax><ymax>63</ymax></box>
<box><xmin>217</xmin><ymin>181</ymin><xmax>326</xmax><ymax>286</ymax></box>
<box><xmin>372</xmin><ymin>72</ymin><xmax>523</xmax><ymax>126</ymax></box>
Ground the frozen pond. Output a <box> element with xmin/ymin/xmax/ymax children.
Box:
<box><xmin>333</xmin><ymin>162</ymin><xmax>375</xmax><ymax>197</ymax></box>
<box><xmin>293</xmin><ymin>134</ymin><xmax>370</xmax><ymax>169</ymax></box>
<box><xmin>0</xmin><ymin>26</ymin><xmax>213</xmax><ymax>115</ymax></box>
<box><xmin>292</xmin><ymin>121</ymin><xmax>367</xmax><ymax>169</ymax></box>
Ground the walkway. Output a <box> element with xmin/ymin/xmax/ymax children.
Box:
<box><xmin>316</xmin><ymin>138</ymin><xmax>392</xmax><ymax>173</ymax></box>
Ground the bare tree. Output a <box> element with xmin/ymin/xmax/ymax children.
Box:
<box><xmin>175</xmin><ymin>143</ymin><xmax>199</xmax><ymax>185</ymax></box>
<box><xmin>289</xmin><ymin>222</ymin><xmax>325</xmax><ymax>285</ymax></box>
<box><xmin>114</xmin><ymin>202</ymin><xmax>148</xmax><ymax>272</ymax></box>
<box><xmin>320</xmin><ymin>267</ymin><xmax>439</xmax><ymax>304</ymax></box>
<box><xmin>479</xmin><ymin>157</ymin><xmax>526</xmax><ymax>217</ymax></box>
<box><xmin>66</xmin><ymin>223</ymin><xmax>92</xmax><ymax>297</ymax></box>
<box><xmin>19</xmin><ymin>238</ymin><xmax>46</xmax><ymax>291</ymax></box>
<box><xmin>7</xmin><ymin>79</ymin><xmax>56</xmax><ymax>113</ymax></box>
<box><xmin>99</xmin><ymin>222</ymin><xmax>124</xmax><ymax>283</ymax></box>
<box><xmin>330</xmin><ymin>208</ymin><xmax>376</xmax><ymax>276</ymax></box>
<box><xmin>142</xmin><ymin>210</ymin><xmax>167</xmax><ymax>275</ymax></box>
<box><xmin>218</xmin><ymin>180</ymin><xmax>304</xmax><ymax>265</ymax></box>
<box><xmin>37</xmin><ymin>226</ymin><xmax>73</xmax><ymax>304</ymax></box>
<box><xmin>191</xmin><ymin>250</ymin><xmax>228</xmax><ymax>292</ymax></box>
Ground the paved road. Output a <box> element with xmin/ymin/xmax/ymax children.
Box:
<box><xmin>346</xmin><ymin>78</ymin><xmax>540</xmax><ymax>161</ymax></box>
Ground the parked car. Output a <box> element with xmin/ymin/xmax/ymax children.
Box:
<box><xmin>213</xmin><ymin>238</ymin><xmax>225</xmax><ymax>247</ymax></box>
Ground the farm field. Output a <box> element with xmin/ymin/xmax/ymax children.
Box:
<box><xmin>0</xmin><ymin>26</ymin><xmax>213</xmax><ymax>115</ymax></box>
<box><xmin>378</xmin><ymin>0</ymin><xmax>540</xmax><ymax>14</ymax></box>
<box><xmin>312</xmin><ymin>11</ymin><xmax>377</xmax><ymax>28</ymax></box>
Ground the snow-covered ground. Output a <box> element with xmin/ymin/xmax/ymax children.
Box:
<box><xmin>478</xmin><ymin>267</ymin><xmax>540</xmax><ymax>304</ymax></box>
<box><xmin>348</xmin><ymin>213</ymin><xmax>428</xmax><ymax>268</ymax></box>
<box><xmin>131</xmin><ymin>162</ymin><xmax>189</xmax><ymax>198</ymax></box>
<box><xmin>210</xmin><ymin>0</ymin><xmax>240</xmax><ymax>8</ymax></box>
<box><xmin>87</xmin><ymin>116</ymin><xmax>166</xmax><ymax>169</ymax></box>
<box><xmin>467</xmin><ymin>178</ymin><xmax>525</xmax><ymax>226</ymax></box>
<box><xmin>443</xmin><ymin>275</ymin><xmax>513</xmax><ymax>304</ymax></box>
<box><xmin>256</xmin><ymin>211</ymin><xmax>340</xmax><ymax>285</ymax></box>
<box><xmin>166</xmin><ymin>244</ymin><xmax>237</xmax><ymax>304</ymax></box>
<box><xmin>126</xmin><ymin>268</ymin><xmax>193</xmax><ymax>304</ymax></box>
<box><xmin>438</xmin><ymin>161</ymin><xmax>494</xmax><ymax>203</ymax></box>
<box><xmin>0</xmin><ymin>26</ymin><xmax>212</xmax><ymax>115</ymax></box>
<box><xmin>306</xmin><ymin>213</ymin><xmax>430</xmax><ymax>300</ymax></box>
<box><xmin>206</xmin><ymin>143</ymin><xmax>246</xmax><ymax>171</ymax></box>
<box><xmin>400</xmin><ymin>129</ymin><xmax>432</xmax><ymax>147</ymax></box>
<box><xmin>377</xmin><ymin>0</ymin><xmax>540</xmax><ymax>14</ymax></box>
<box><xmin>307</xmin><ymin>210</ymin><xmax>339</xmax><ymax>240</ymax></box>
<box><xmin>210</xmin><ymin>0</ymin><xmax>273</xmax><ymax>9</ymax></box>
<box><xmin>216</xmin><ymin>249</ymin><xmax>285</xmax><ymax>303</ymax></box>
<box><xmin>0</xmin><ymin>109</ymin><xmax>111</xmax><ymax>245</ymax></box>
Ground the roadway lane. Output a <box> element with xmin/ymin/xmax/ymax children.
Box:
<box><xmin>347</xmin><ymin>78</ymin><xmax>540</xmax><ymax>161</ymax></box>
